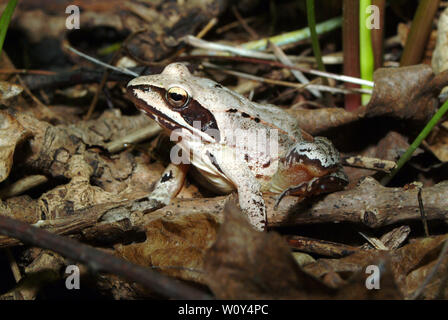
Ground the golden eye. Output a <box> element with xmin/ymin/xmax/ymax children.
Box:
<box><xmin>166</xmin><ymin>87</ymin><xmax>189</xmax><ymax>109</ymax></box>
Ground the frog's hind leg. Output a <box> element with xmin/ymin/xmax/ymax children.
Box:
<box><xmin>271</xmin><ymin>137</ymin><xmax>348</xmax><ymax>208</ymax></box>
<box><xmin>274</xmin><ymin>170</ymin><xmax>348</xmax><ymax>209</ymax></box>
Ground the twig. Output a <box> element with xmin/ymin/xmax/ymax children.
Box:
<box><xmin>287</xmin><ymin>235</ymin><xmax>359</xmax><ymax>257</ymax></box>
<box><xmin>195</xmin><ymin>17</ymin><xmax>218</xmax><ymax>39</ymax></box>
<box><xmin>232</xmin><ymin>6</ymin><xmax>258</xmax><ymax>39</ymax></box>
<box><xmin>106</xmin><ymin>123</ymin><xmax>162</xmax><ymax>153</ymax></box>
<box><xmin>342</xmin><ymin>0</ymin><xmax>361</xmax><ymax>111</ymax></box>
<box><xmin>216</xmin><ymin>16</ymin><xmax>257</xmax><ymax>34</ymax></box>
<box><xmin>173</xmin><ymin>17</ymin><xmax>218</xmax><ymax>59</ymax></box>
<box><xmin>16</xmin><ymin>75</ymin><xmax>47</xmax><ymax>108</ymax></box>
<box><xmin>84</xmin><ymin>28</ymin><xmax>146</xmax><ymax>120</ymax></box>
<box><xmin>270</xmin><ymin>41</ymin><xmax>321</xmax><ymax>98</ymax></box>
<box><xmin>66</xmin><ymin>46</ymin><xmax>138</xmax><ymax>77</ymax></box>
<box><xmin>0</xmin><ymin>175</ymin><xmax>48</xmax><ymax>199</ymax></box>
<box><xmin>202</xmin><ymin>62</ymin><xmax>372</xmax><ymax>95</ymax></box>
<box><xmin>0</xmin><ymin>214</ymin><xmax>212</xmax><ymax>299</ymax></box>
<box><xmin>22</xmin><ymin>67</ymin><xmax>140</xmax><ymax>91</ymax></box>
<box><xmin>400</xmin><ymin>0</ymin><xmax>440</xmax><ymax>66</ymax></box>
<box><xmin>342</xmin><ymin>156</ymin><xmax>396</xmax><ymax>173</ymax></box>
<box><xmin>0</xmin><ymin>69</ymin><xmax>56</xmax><ymax>75</ymax></box>
<box><xmin>240</xmin><ymin>16</ymin><xmax>342</xmax><ymax>50</ymax></box>
<box><xmin>184</xmin><ymin>36</ymin><xmax>374</xmax><ymax>87</ymax></box>
<box><xmin>181</xmin><ymin>52</ymin><xmax>343</xmax><ymax>66</ymax></box>
<box><xmin>5</xmin><ymin>248</ymin><xmax>21</xmax><ymax>282</ymax></box>
<box><xmin>418</xmin><ymin>188</ymin><xmax>430</xmax><ymax>237</ymax></box>
<box><xmin>359</xmin><ymin>232</ymin><xmax>388</xmax><ymax>250</ymax></box>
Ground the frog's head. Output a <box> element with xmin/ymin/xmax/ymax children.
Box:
<box><xmin>127</xmin><ymin>63</ymin><xmax>227</xmax><ymax>143</ymax></box>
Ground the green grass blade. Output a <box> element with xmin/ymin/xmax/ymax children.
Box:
<box><xmin>0</xmin><ymin>0</ymin><xmax>18</xmax><ymax>56</ymax></box>
<box><xmin>306</xmin><ymin>0</ymin><xmax>326</xmax><ymax>73</ymax></box>
<box><xmin>359</xmin><ymin>0</ymin><xmax>374</xmax><ymax>105</ymax></box>
<box><xmin>381</xmin><ymin>98</ymin><xmax>448</xmax><ymax>186</ymax></box>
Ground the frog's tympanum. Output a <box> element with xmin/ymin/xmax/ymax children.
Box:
<box><xmin>127</xmin><ymin>63</ymin><xmax>348</xmax><ymax>231</ymax></box>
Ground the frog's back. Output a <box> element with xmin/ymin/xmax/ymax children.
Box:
<box><xmin>250</xmin><ymin>100</ymin><xmax>301</xmax><ymax>136</ymax></box>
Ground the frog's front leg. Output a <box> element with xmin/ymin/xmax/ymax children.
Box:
<box><xmin>147</xmin><ymin>163</ymin><xmax>189</xmax><ymax>207</ymax></box>
<box><xmin>271</xmin><ymin>136</ymin><xmax>348</xmax><ymax>207</ymax></box>
<box><xmin>211</xmin><ymin>150</ymin><xmax>267</xmax><ymax>231</ymax></box>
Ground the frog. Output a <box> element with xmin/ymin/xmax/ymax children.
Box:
<box><xmin>127</xmin><ymin>63</ymin><xmax>348</xmax><ymax>231</ymax></box>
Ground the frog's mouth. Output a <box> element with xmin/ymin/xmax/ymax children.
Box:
<box><xmin>127</xmin><ymin>85</ymin><xmax>189</xmax><ymax>133</ymax></box>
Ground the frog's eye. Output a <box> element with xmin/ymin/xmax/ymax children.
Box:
<box><xmin>166</xmin><ymin>87</ymin><xmax>190</xmax><ymax>109</ymax></box>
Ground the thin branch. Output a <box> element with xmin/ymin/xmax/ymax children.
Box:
<box><xmin>418</xmin><ymin>188</ymin><xmax>430</xmax><ymax>237</ymax></box>
<box><xmin>270</xmin><ymin>41</ymin><xmax>321</xmax><ymax>98</ymax></box>
<box><xmin>232</xmin><ymin>6</ymin><xmax>259</xmax><ymax>39</ymax></box>
<box><xmin>184</xmin><ymin>36</ymin><xmax>374</xmax><ymax>87</ymax></box>
<box><xmin>0</xmin><ymin>175</ymin><xmax>48</xmax><ymax>198</ymax></box>
<box><xmin>66</xmin><ymin>46</ymin><xmax>139</xmax><ymax>77</ymax></box>
<box><xmin>203</xmin><ymin>62</ymin><xmax>372</xmax><ymax>95</ymax></box>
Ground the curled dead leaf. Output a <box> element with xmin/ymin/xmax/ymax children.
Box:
<box><xmin>115</xmin><ymin>212</ymin><xmax>220</xmax><ymax>284</ymax></box>
<box><xmin>0</xmin><ymin>111</ymin><xmax>29</xmax><ymax>183</ymax></box>
<box><xmin>0</xmin><ymin>81</ymin><xmax>23</xmax><ymax>100</ymax></box>
<box><xmin>366</xmin><ymin>64</ymin><xmax>445</xmax><ymax>123</ymax></box>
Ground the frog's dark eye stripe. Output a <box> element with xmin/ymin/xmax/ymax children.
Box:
<box><xmin>179</xmin><ymin>98</ymin><xmax>220</xmax><ymax>142</ymax></box>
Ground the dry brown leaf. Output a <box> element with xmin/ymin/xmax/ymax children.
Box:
<box><xmin>392</xmin><ymin>234</ymin><xmax>448</xmax><ymax>299</ymax></box>
<box><xmin>365</xmin><ymin>64</ymin><xmax>443</xmax><ymax>123</ymax></box>
<box><xmin>432</xmin><ymin>6</ymin><xmax>448</xmax><ymax>74</ymax></box>
<box><xmin>115</xmin><ymin>212</ymin><xmax>220</xmax><ymax>284</ymax></box>
<box><xmin>0</xmin><ymin>81</ymin><xmax>23</xmax><ymax>100</ymax></box>
<box><xmin>427</xmin><ymin>124</ymin><xmax>448</xmax><ymax>162</ymax></box>
<box><xmin>0</xmin><ymin>111</ymin><xmax>29</xmax><ymax>183</ymax></box>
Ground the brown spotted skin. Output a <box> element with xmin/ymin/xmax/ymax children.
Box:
<box><xmin>127</xmin><ymin>63</ymin><xmax>348</xmax><ymax>231</ymax></box>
